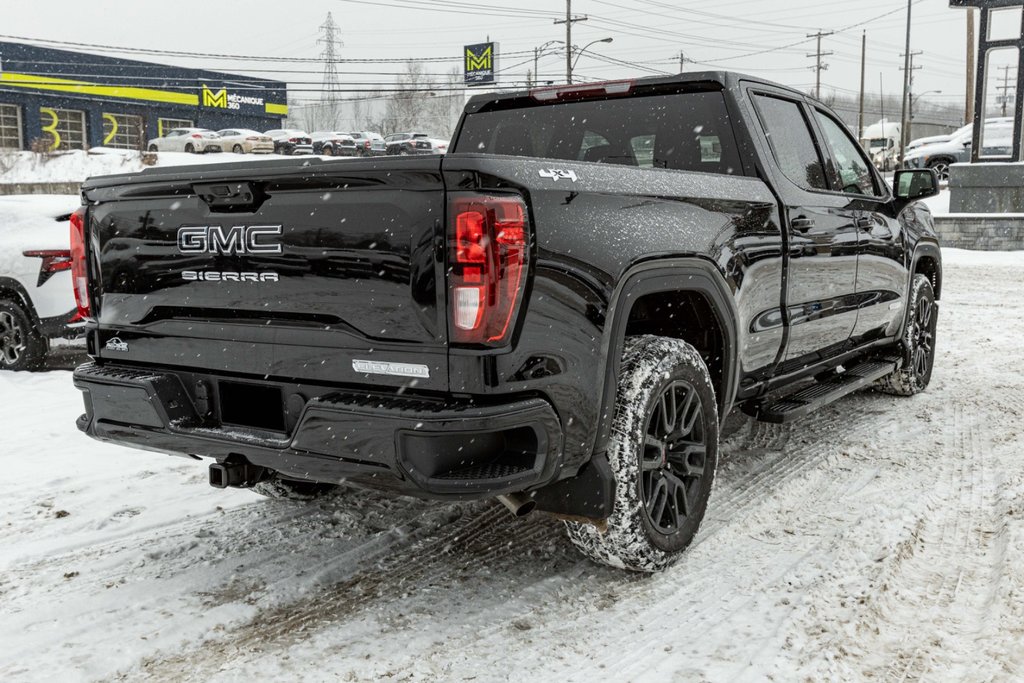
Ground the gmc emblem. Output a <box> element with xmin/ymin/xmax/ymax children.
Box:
<box><xmin>177</xmin><ymin>225</ymin><xmax>283</xmax><ymax>255</ymax></box>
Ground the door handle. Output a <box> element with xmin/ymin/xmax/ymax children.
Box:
<box><xmin>791</xmin><ymin>217</ymin><xmax>815</xmax><ymax>232</ymax></box>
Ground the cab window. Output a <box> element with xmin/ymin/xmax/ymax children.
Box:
<box><xmin>814</xmin><ymin>110</ymin><xmax>882</xmax><ymax>197</ymax></box>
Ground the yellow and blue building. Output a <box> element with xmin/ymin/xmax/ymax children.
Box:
<box><xmin>0</xmin><ymin>41</ymin><xmax>288</xmax><ymax>151</ymax></box>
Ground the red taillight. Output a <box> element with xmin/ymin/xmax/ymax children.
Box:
<box><xmin>23</xmin><ymin>249</ymin><xmax>72</xmax><ymax>273</ymax></box>
<box><xmin>364</xmin><ymin>140</ymin><xmax>371</xmax><ymax>149</ymax></box>
<box><xmin>289</xmin><ymin>137</ymin><xmax>300</xmax><ymax>143</ymax></box>
<box><xmin>449</xmin><ymin>194</ymin><xmax>528</xmax><ymax>345</ymax></box>
<box><xmin>191</xmin><ymin>133</ymin><xmax>202</xmax><ymax>139</ymax></box>
<box><xmin>69</xmin><ymin>207</ymin><xmax>90</xmax><ymax>319</ymax></box>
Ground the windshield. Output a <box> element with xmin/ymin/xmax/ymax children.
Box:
<box><xmin>455</xmin><ymin>90</ymin><xmax>744</xmax><ymax>175</ymax></box>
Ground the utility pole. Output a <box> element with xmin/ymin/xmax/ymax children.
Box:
<box><xmin>858</xmin><ymin>31</ymin><xmax>866</xmax><ymax>138</ymax></box>
<box><xmin>997</xmin><ymin>65</ymin><xmax>1017</xmax><ymax>117</ymax></box>
<box><xmin>900</xmin><ymin>50</ymin><xmax>923</xmax><ymax>130</ymax></box>
<box><xmin>675</xmin><ymin>50</ymin><xmax>687</xmax><ymax>73</ymax></box>
<box><xmin>554</xmin><ymin>0</ymin><xmax>588</xmax><ymax>85</ymax></box>
<box><xmin>966</xmin><ymin>8</ymin><xmax>975</xmax><ymax>125</ymax></box>
<box><xmin>806</xmin><ymin>30</ymin><xmax>834</xmax><ymax>100</ymax></box>
<box><xmin>880</xmin><ymin>73</ymin><xmax>885</xmax><ymax>127</ymax></box>
<box><xmin>317</xmin><ymin>12</ymin><xmax>343</xmax><ymax>127</ymax></box>
<box><xmin>898</xmin><ymin>0</ymin><xmax>913</xmax><ymax>168</ymax></box>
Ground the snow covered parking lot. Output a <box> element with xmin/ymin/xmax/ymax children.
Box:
<box><xmin>1</xmin><ymin>248</ymin><xmax>1022</xmax><ymax>682</ymax></box>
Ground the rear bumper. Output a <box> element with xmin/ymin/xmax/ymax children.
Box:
<box><xmin>38</xmin><ymin>308</ymin><xmax>84</xmax><ymax>340</ymax></box>
<box><xmin>73</xmin><ymin>362</ymin><xmax>564</xmax><ymax>499</ymax></box>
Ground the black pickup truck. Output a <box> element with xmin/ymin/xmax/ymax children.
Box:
<box><xmin>71</xmin><ymin>73</ymin><xmax>942</xmax><ymax>572</ymax></box>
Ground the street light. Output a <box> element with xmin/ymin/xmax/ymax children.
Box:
<box><xmin>910</xmin><ymin>89</ymin><xmax>942</xmax><ymax>111</ymax></box>
<box><xmin>533</xmin><ymin>40</ymin><xmax>565</xmax><ymax>87</ymax></box>
<box><xmin>570</xmin><ymin>37</ymin><xmax>614</xmax><ymax>82</ymax></box>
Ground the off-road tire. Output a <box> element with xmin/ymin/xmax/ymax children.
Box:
<box><xmin>565</xmin><ymin>335</ymin><xmax>719</xmax><ymax>572</ymax></box>
<box><xmin>0</xmin><ymin>300</ymin><xmax>48</xmax><ymax>371</ymax></box>
<box><xmin>250</xmin><ymin>475</ymin><xmax>340</xmax><ymax>501</ymax></box>
<box><xmin>877</xmin><ymin>274</ymin><xmax>937</xmax><ymax>396</ymax></box>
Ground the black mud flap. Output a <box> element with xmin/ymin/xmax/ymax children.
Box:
<box><xmin>532</xmin><ymin>452</ymin><xmax>615</xmax><ymax>520</ymax></box>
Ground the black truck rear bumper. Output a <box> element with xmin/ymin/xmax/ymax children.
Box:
<box><xmin>73</xmin><ymin>362</ymin><xmax>564</xmax><ymax>500</ymax></box>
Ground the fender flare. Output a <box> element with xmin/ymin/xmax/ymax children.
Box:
<box><xmin>0</xmin><ymin>277</ymin><xmax>37</xmax><ymax>323</ymax></box>
<box><xmin>593</xmin><ymin>258</ymin><xmax>740</xmax><ymax>455</ymax></box>
<box><xmin>910</xmin><ymin>240</ymin><xmax>942</xmax><ymax>299</ymax></box>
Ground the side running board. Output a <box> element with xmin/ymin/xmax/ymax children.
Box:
<box><xmin>745</xmin><ymin>357</ymin><xmax>900</xmax><ymax>424</ymax></box>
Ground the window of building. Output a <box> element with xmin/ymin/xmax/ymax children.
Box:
<box><xmin>158</xmin><ymin>118</ymin><xmax>193</xmax><ymax>138</ymax></box>
<box><xmin>102</xmin><ymin>113</ymin><xmax>144</xmax><ymax>150</ymax></box>
<box><xmin>0</xmin><ymin>104</ymin><xmax>23</xmax><ymax>149</ymax></box>
<box><xmin>39</xmin><ymin>108</ymin><xmax>87</xmax><ymax>151</ymax></box>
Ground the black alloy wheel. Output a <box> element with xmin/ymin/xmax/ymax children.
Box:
<box><xmin>908</xmin><ymin>288</ymin><xmax>937</xmax><ymax>384</ymax></box>
<box><xmin>640</xmin><ymin>380</ymin><xmax>707</xmax><ymax>536</ymax></box>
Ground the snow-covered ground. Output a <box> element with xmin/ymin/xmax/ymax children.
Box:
<box><xmin>1</xmin><ymin>248</ymin><xmax>1022</xmax><ymax>681</ymax></box>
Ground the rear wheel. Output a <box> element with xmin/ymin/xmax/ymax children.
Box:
<box><xmin>877</xmin><ymin>274</ymin><xmax>937</xmax><ymax>396</ymax></box>
<box><xmin>565</xmin><ymin>335</ymin><xmax>719</xmax><ymax>572</ymax></box>
<box><xmin>322</xmin><ymin>145</ymin><xmax>334</xmax><ymax>156</ymax></box>
<box><xmin>251</xmin><ymin>475</ymin><xmax>340</xmax><ymax>501</ymax></box>
<box><xmin>232</xmin><ymin>144</ymin><xmax>244</xmax><ymax>154</ymax></box>
<box><xmin>184</xmin><ymin>143</ymin><xmax>195</xmax><ymax>154</ymax></box>
<box><xmin>0</xmin><ymin>300</ymin><xmax>47</xmax><ymax>371</ymax></box>
<box><xmin>147</xmin><ymin>144</ymin><xmax>158</xmax><ymax>152</ymax></box>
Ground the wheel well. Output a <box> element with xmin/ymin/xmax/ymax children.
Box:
<box><xmin>915</xmin><ymin>255</ymin><xmax>941</xmax><ymax>300</ymax></box>
<box><xmin>0</xmin><ymin>284</ymin><xmax>32</xmax><ymax>319</ymax></box>
<box><xmin>623</xmin><ymin>290</ymin><xmax>726</xmax><ymax>410</ymax></box>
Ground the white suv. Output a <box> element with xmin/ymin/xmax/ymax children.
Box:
<box><xmin>0</xmin><ymin>195</ymin><xmax>84</xmax><ymax>370</ymax></box>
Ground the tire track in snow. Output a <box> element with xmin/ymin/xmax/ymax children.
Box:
<box><xmin>127</xmin><ymin>503</ymin><xmax>564</xmax><ymax>681</ymax></box>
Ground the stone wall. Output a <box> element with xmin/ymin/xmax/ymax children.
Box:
<box><xmin>934</xmin><ymin>215</ymin><xmax>1024</xmax><ymax>251</ymax></box>
<box><xmin>0</xmin><ymin>182</ymin><xmax>82</xmax><ymax>196</ymax></box>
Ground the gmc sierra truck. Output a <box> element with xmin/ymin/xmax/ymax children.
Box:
<box><xmin>71</xmin><ymin>73</ymin><xmax>942</xmax><ymax>572</ymax></box>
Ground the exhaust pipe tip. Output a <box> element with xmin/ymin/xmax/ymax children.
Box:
<box><xmin>497</xmin><ymin>493</ymin><xmax>536</xmax><ymax>518</ymax></box>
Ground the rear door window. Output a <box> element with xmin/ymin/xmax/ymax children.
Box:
<box><xmin>455</xmin><ymin>90</ymin><xmax>744</xmax><ymax>175</ymax></box>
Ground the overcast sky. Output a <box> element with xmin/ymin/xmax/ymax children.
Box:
<box><xmin>0</xmin><ymin>0</ymin><xmax>998</xmax><ymax>113</ymax></box>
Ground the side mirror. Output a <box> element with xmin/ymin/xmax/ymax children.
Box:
<box><xmin>893</xmin><ymin>168</ymin><xmax>939</xmax><ymax>209</ymax></box>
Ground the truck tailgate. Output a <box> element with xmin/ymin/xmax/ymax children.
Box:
<box><xmin>82</xmin><ymin>157</ymin><xmax>448</xmax><ymax>390</ymax></box>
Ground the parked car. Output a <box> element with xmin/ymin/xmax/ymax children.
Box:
<box><xmin>902</xmin><ymin>119</ymin><xmax>1014</xmax><ymax>180</ymax></box>
<box><xmin>73</xmin><ymin>72</ymin><xmax>942</xmax><ymax>573</ymax></box>
<box><xmin>347</xmin><ymin>131</ymin><xmax>386</xmax><ymax>156</ymax></box>
<box><xmin>147</xmin><ymin>128</ymin><xmax>222</xmax><ymax>154</ymax></box>
<box><xmin>216</xmin><ymin>129</ymin><xmax>274</xmax><ymax>154</ymax></box>
<box><xmin>310</xmin><ymin>132</ymin><xmax>358</xmax><ymax>156</ymax></box>
<box><xmin>264</xmin><ymin>129</ymin><xmax>313</xmax><ymax>155</ymax></box>
<box><xmin>907</xmin><ymin>117</ymin><xmax>1013</xmax><ymax>154</ymax></box>
<box><xmin>424</xmin><ymin>137</ymin><xmax>449</xmax><ymax>155</ymax></box>
<box><xmin>384</xmin><ymin>132</ymin><xmax>433</xmax><ymax>155</ymax></box>
<box><xmin>0</xmin><ymin>196</ymin><xmax>84</xmax><ymax>370</ymax></box>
